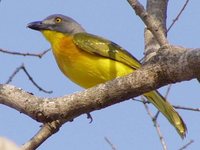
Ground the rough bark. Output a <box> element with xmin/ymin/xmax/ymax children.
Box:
<box><xmin>1</xmin><ymin>46</ymin><xmax>200</xmax><ymax>123</ymax></box>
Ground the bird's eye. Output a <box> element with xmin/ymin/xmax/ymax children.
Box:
<box><xmin>55</xmin><ymin>17</ymin><xmax>62</xmax><ymax>23</ymax></box>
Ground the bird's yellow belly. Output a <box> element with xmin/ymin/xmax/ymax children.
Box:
<box><xmin>56</xmin><ymin>51</ymin><xmax>133</xmax><ymax>88</ymax></box>
<box><xmin>52</xmin><ymin>43</ymin><xmax>133</xmax><ymax>88</ymax></box>
<box><xmin>46</xmin><ymin>33</ymin><xmax>133</xmax><ymax>88</ymax></box>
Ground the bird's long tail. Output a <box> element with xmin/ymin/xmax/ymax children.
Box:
<box><xmin>144</xmin><ymin>91</ymin><xmax>187</xmax><ymax>138</ymax></box>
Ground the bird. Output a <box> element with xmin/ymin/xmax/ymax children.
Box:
<box><xmin>27</xmin><ymin>14</ymin><xmax>187</xmax><ymax>138</ymax></box>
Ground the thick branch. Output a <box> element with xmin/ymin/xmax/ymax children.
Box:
<box><xmin>127</xmin><ymin>0</ymin><xmax>169</xmax><ymax>51</ymax></box>
<box><xmin>0</xmin><ymin>46</ymin><xmax>199</xmax><ymax>123</ymax></box>
<box><xmin>146</xmin><ymin>0</ymin><xmax>168</xmax><ymax>28</ymax></box>
<box><xmin>145</xmin><ymin>0</ymin><xmax>168</xmax><ymax>56</ymax></box>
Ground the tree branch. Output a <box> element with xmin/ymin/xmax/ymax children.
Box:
<box><xmin>174</xmin><ymin>105</ymin><xmax>200</xmax><ymax>112</ymax></box>
<box><xmin>104</xmin><ymin>137</ymin><xmax>117</xmax><ymax>150</ymax></box>
<box><xmin>0</xmin><ymin>46</ymin><xmax>200</xmax><ymax>123</ymax></box>
<box><xmin>0</xmin><ymin>48</ymin><xmax>50</xmax><ymax>58</ymax></box>
<box><xmin>167</xmin><ymin>0</ymin><xmax>190</xmax><ymax>32</ymax></box>
<box><xmin>5</xmin><ymin>64</ymin><xmax>52</xmax><ymax>94</ymax></box>
<box><xmin>1</xmin><ymin>46</ymin><xmax>200</xmax><ymax>149</ymax></box>
<box><xmin>128</xmin><ymin>0</ymin><xmax>169</xmax><ymax>47</ymax></box>
<box><xmin>142</xmin><ymin>98</ymin><xmax>167</xmax><ymax>150</ymax></box>
<box><xmin>21</xmin><ymin>121</ymin><xmax>63</xmax><ymax>150</ymax></box>
<box><xmin>179</xmin><ymin>140</ymin><xmax>194</xmax><ymax>150</ymax></box>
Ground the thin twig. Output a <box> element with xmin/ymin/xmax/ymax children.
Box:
<box><xmin>154</xmin><ymin>111</ymin><xmax>160</xmax><ymax>120</ymax></box>
<box><xmin>6</xmin><ymin>64</ymin><xmax>52</xmax><ymax>94</ymax></box>
<box><xmin>133</xmin><ymin>96</ymin><xmax>200</xmax><ymax>112</ymax></box>
<box><xmin>21</xmin><ymin>64</ymin><xmax>53</xmax><ymax>93</ymax></box>
<box><xmin>167</xmin><ymin>0</ymin><xmax>190</xmax><ymax>32</ymax></box>
<box><xmin>132</xmin><ymin>98</ymin><xmax>150</xmax><ymax>104</ymax></box>
<box><xmin>174</xmin><ymin>105</ymin><xmax>200</xmax><ymax>112</ymax></box>
<box><xmin>178</xmin><ymin>140</ymin><xmax>194</xmax><ymax>150</ymax></box>
<box><xmin>6</xmin><ymin>65</ymin><xmax>23</xmax><ymax>84</ymax></box>
<box><xmin>165</xmin><ymin>84</ymin><xmax>172</xmax><ymax>99</ymax></box>
<box><xmin>21</xmin><ymin>120</ymin><xmax>63</xmax><ymax>150</ymax></box>
<box><xmin>142</xmin><ymin>97</ymin><xmax>167</xmax><ymax>150</ymax></box>
<box><xmin>0</xmin><ymin>48</ymin><xmax>50</xmax><ymax>58</ymax></box>
<box><xmin>133</xmin><ymin>98</ymin><xmax>161</xmax><ymax>121</ymax></box>
<box><xmin>104</xmin><ymin>137</ymin><xmax>117</xmax><ymax>150</ymax></box>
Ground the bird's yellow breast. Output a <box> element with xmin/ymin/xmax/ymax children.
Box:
<box><xmin>42</xmin><ymin>30</ymin><xmax>134</xmax><ymax>88</ymax></box>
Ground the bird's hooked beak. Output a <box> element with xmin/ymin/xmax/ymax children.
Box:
<box><xmin>27</xmin><ymin>21</ymin><xmax>52</xmax><ymax>31</ymax></box>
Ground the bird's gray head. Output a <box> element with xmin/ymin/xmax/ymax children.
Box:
<box><xmin>27</xmin><ymin>14</ymin><xmax>85</xmax><ymax>34</ymax></box>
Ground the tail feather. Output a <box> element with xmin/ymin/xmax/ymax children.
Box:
<box><xmin>144</xmin><ymin>90</ymin><xmax>187</xmax><ymax>138</ymax></box>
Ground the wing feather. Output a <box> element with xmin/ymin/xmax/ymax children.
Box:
<box><xmin>73</xmin><ymin>33</ymin><xmax>141</xmax><ymax>69</ymax></box>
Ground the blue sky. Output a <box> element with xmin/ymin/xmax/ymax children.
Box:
<box><xmin>0</xmin><ymin>0</ymin><xmax>200</xmax><ymax>149</ymax></box>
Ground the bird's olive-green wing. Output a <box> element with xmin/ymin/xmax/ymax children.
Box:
<box><xmin>73</xmin><ymin>32</ymin><xmax>141</xmax><ymax>69</ymax></box>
